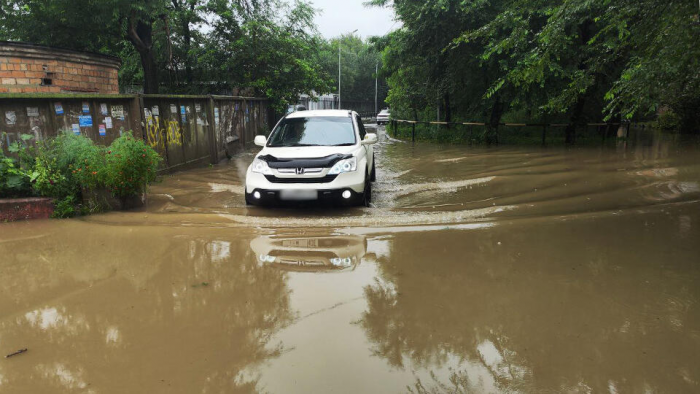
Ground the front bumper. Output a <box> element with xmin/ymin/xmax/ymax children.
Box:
<box><xmin>246</xmin><ymin>188</ymin><xmax>363</xmax><ymax>206</ymax></box>
<box><xmin>245</xmin><ymin>168</ymin><xmax>365</xmax><ymax>205</ymax></box>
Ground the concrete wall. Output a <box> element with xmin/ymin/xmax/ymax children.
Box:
<box><xmin>0</xmin><ymin>41</ymin><xmax>120</xmax><ymax>94</ymax></box>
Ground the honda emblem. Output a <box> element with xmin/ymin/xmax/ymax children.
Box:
<box><xmin>296</xmin><ymin>167</ymin><xmax>305</xmax><ymax>175</ymax></box>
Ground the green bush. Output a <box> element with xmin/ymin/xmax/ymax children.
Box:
<box><xmin>102</xmin><ymin>132</ymin><xmax>162</xmax><ymax>200</ymax></box>
<box><xmin>655</xmin><ymin>110</ymin><xmax>681</xmax><ymax>131</ymax></box>
<box><xmin>0</xmin><ymin>133</ymin><xmax>34</xmax><ymax>198</ymax></box>
<box><xmin>0</xmin><ymin>153</ymin><xmax>32</xmax><ymax>197</ymax></box>
<box><xmin>1</xmin><ymin>131</ymin><xmax>162</xmax><ymax>217</ymax></box>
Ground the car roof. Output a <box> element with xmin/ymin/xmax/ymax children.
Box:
<box><xmin>286</xmin><ymin>109</ymin><xmax>354</xmax><ymax>119</ymax></box>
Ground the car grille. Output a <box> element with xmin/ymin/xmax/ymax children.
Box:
<box><xmin>264</xmin><ymin>175</ymin><xmax>338</xmax><ymax>184</ymax></box>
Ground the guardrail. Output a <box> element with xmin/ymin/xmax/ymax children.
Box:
<box><xmin>389</xmin><ymin>119</ymin><xmax>629</xmax><ymax>144</ymax></box>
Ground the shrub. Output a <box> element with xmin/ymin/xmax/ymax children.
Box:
<box><xmin>0</xmin><ymin>153</ymin><xmax>32</xmax><ymax>197</ymax></box>
<box><xmin>0</xmin><ymin>133</ymin><xmax>34</xmax><ymax>198</ymax></box>
<box><xmin>31</xmin><ymin>131</ymin><xmax>103</xmax><ymax>201</ymax></box>
<box><xmin>102</xmin><ymin>132</ymin><xmax>162</xmax><ymax>200</ymax></box>
<box><xmin>655</xmin><ymin>110</ymin><xmax>681</xmax><ymax>131</ymax></box>
<box><xmin>2</xmin><ymin>131</ymin><xmax>161</xmax><ymax>216</ymax></box>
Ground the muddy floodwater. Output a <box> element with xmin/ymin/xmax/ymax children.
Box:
<box><xmin>1</xmin><ymin>128</ymin><xmax>699</xmax><ymax>393</ymax></box>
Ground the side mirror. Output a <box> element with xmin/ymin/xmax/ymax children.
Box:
<box><xmin>254</xmin><ymin>135</ymin><xmax>267</xmax><ymax>147</ymax></box>
<box><xmin>361</xmin><ymin>133</ymin><xmax>378</xmax><ymax>145</ymax></box>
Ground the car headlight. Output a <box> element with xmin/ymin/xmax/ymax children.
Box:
<box><xmin>330</xmin><ymin>257</ymin><xmax>353</xmax><ymax>267</ymax></box>
<box><xmin>328</xmin><ymin>157</ymin><xmax>357</xmax><ymax>175</ymax></box>
<box><xmin>251</xmin><ymin>158</ymin><xmax>273</xmax><ymax>175</ymax></box>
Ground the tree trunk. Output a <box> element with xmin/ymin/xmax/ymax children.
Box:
<box><xmin>443</xmin><ymin>92</ymin><xmax>451</xmax><ymax>127</ymax></box>
<box><xmin>182</xmin><ymin>4</ymin><xmax>193</xmax><ymax>85</ymax></box>
<box><xmin>565</xmin><ymin>98</ymin><xmax>585</xmax><ymax>144</ymax></box>
<box><xmin>566</xmin><ymin>19</ymin><xmax>593</xmax><ymax>144</ymax></box>
<box><xmin>486</xmin><ymin>96</ymin><xmax>503</xmax><ymax>145</ymax></box>
<box><xmin>127</xmin><ymin>16</ymin><xmax>159</xmax><ymax>94</ymax></box>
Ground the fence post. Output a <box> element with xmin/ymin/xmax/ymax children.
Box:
<box><xmin>135</xmin><ymin>94</ymin><xmax>146</xmax><ymax>139</ymax></box>
<box><xmin>412</xmin><ymin>122</ymin><xmax>416</xmax><ymax>143</ymax></box>
<box><xmin>207</xmin><ymin>95</ymin><xmax>218</xmax><ymax>165</ymax></box>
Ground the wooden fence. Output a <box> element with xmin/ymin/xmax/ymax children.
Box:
<box><xmin>0</xmin><ymin>93</ymin><xmax>272</xmax><ymax>172</ymax></box>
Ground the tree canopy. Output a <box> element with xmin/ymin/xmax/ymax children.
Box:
<box><xmin>369</xmin><ymin>0</ymin><xmax>700</xmax><ymax>134</ymax></box>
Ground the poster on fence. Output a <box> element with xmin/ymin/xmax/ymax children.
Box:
<box><xmin>54</xmin><ymin>103</ymin><xmax>64</xmax><ymax>115</ymax></box>
<box><xmin>79</xmin><ymin>115</ymin><xmax>92</xmax><ymax>127</ymax></box>
<box><xmin>26</xmin><ymin>107</ymin><xmax>39</xmax><ymax>117</ymax></box>
<box><xmin>105</xmin><ymin>117</ymin><xmax>113</xmax><ymax>129</ymax></box>
<box><xmin>72</xmin><ymin>124</ymin><xmax>80</xmax><ymax>135</ymax></box>
<box><xmin>111</xmin><ymin>105</ymin><xmax>124</xmax><ymax>120</ymax></box>
<box><xmin>99</xmin><ymin>124</ymin><xmax>106</xmax><ymax>136</ymax></box>
<box><xmin>5</xmin><ymin>111</ymin><xmax>16</xmax><ymax>125</ymax></box>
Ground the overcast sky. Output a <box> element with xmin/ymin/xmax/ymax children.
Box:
<box><xmin>307</xmin><ymin>0</ymin><xmax>398</xmax><ymax>39</ymax></box>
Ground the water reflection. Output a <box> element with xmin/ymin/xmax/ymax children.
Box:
<box><xmin>359</xmin><ymin>208</ymin><xmax>700</xmax><ymax>393</ymax></box>
<box><xmin>0</xmin><ymin>222</ymin><xmax>293</xmax><ymax>393</ymax></box>
<box><xmin>250</xmin><ymin>234</ymin><xmax>367</xmax><ymax>272</ymax></box>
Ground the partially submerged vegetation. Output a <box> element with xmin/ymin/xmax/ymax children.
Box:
<box><xmin>0</xmin><ymin>132</ymin><xmax>161</xmax><ymax>218</ymax></box>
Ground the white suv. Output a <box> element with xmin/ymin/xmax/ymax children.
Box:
<box><xmin>245</xmin><ymin>110</ymin><xmax>378</xmax><ymax>207</ymax></box>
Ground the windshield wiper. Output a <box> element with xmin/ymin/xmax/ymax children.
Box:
<box><xmin>332</xmin><ymin>143</ymin><xmax>355</xmax><ymax>146</ymax></box>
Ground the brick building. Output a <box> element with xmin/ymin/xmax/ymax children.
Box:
<box><xmin>0</xmin><ymin>41</ymin><xmax>120</xmax><ymax>94</ymax></box>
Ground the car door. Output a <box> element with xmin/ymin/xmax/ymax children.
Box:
<box><xmin>355</xmin><ymin>114</ymin><xmax>373</xmax><ymax>176</ymax></box>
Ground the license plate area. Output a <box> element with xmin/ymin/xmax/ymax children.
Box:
<box><xmin>279</xmin><ymin>189</ymin><xmax>318</xmax><ymax>201</ymax></box>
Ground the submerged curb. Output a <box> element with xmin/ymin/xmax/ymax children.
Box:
<box><xmin>0</xmin><ymin>197</ymin><xmax>54</xmax><ymax>222</ymax></box>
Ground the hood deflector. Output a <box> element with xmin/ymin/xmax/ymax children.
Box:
<box><xmin>258</xmin><ymin>154</ymin><xmax>352</xmax><ymax>169</ymax></box>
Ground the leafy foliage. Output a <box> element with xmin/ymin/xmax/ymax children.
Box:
<box><xmin>102</xmin><ymin>132</ymin><xmax>161</xmax><ymax>199</ymax></box>
<box><xmin>1</xmin><ymin>132</ymin><xmax>161</xmax><ymax>217</ymax></box>
<box><xmin>371</xmin><ymin>0</ymin><xmax>700</xmax><ymax>135</ymax></box>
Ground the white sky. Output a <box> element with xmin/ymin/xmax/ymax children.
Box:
<box><xmin>307</xmin><ymin>0</ymin><xmax>399</xmax><ymax>38</ymax></box>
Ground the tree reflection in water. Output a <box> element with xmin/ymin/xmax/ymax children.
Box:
<box><xmin>360</xmin><ymin>210</ymin><xmax>700</xmax><ymax>393</ymax></box>
<box><xmin>0</xmin><ymin>222</ymin><xmax>294</xmax><ymax>393</ymax></box>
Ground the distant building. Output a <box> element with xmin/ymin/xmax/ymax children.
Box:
<box><xmin>0</xmin><ymin>41</ymin><xmax>120</xmax><ymax>94</ymax></box>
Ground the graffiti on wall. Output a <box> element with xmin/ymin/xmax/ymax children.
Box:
<box><xmin>146</xmin><ymin>116</ymin><xmax>183</xmax><ymax>150</ymax></box>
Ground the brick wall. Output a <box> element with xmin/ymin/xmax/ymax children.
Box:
<box><xmin>0</xmin><ymin>42</ymin><xmax>120</xmax><ymax>94</ymax></box>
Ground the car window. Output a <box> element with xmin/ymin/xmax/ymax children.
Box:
<box><xmin>267</xmin><ymin>116</ymin><xmax>357</xmax><ymax>147</ymax></box>
<box><xmin>356</xmin><ymin>115</ymin><xmax>366</xmax><ymax>140</ymax></box>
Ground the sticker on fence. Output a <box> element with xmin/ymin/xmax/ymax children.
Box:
<box><xmin>79</xmin><ymin>115</ymin><xmax>92</xmax><ymax>127</ymax></box>
<box><xmin>99</xmin><ymin>124</ymin><xmax>106</xmax><ymax>136</ymax></box>
<box><xmin>180</xmin><ymin>106</ymin><xmax>186</xmax><ymax>122</ymax></box>
<box><xmin>54</xmin><ymin>103</ymin><xmax>64</xmax><ymax>115</ymax></box>
<box><xmin>26</xmin><ymin>107</ymin><xmax>39</xmax><ymax>117</ymax></box>
<box><xmin>170</xmin><ymin>104</ymin><xmax>177</xmax><ymax>114</ymax></box>
<box><xmin>152</xmin><ymin>106</ymin><xmax>159</xmax><ymax>116</ymax></box>
<box><xmin>214</xmin><ymin>108</ymin><xmax>220</xmax><ymax>125</ymax></box>
<box><xmin>111</xmin><ymin>105</ymin><xmax>124</xmax><ymax>120</ymax></box>
<box><xmin>5</xmin><ymin>111</ymin><xmax>16</xmax><ymax>125</ymax></box>
<box><xmin>105</xmin><ymin>117</ymin><xmax>113</xmax><ymax>129</ymax></box>
<box><xmin>82</xmin><ymin>102</ymin><xmax>90</xmax><ymax>114</ymax></box>
<box><xmin>195</xmin><ymin>103</ymin><xmax>201</xmax><ymax>112</ymax></box>
<box><xmin>72</xmin><ymin>124</ymin><xmax>80</xmax><ymax>135</ymax></box>
<box><xmin>100</xmin><ymin>103</ymin><xmax>108</xmax><ymax>115</ymax></box>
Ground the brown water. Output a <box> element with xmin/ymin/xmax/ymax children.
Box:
<box><xmin>1</xmin><ymin>128</ymin><xmax>699</xmax><ymax>393</ymax></box>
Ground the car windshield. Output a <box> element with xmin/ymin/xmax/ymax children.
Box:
<box><xmin>267</xmin><ymin>116</ymin><xmax>356</xmax><ymax>147</ymax></box>
<box><xmin>379</xmin><ymin>110</ymin><xmax>389</xmax><ymax>115</ymax></box>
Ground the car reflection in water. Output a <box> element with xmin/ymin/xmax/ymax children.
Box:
<box><xmin>250</xmin><ymin>235</ymin><xmax>367</xmax><ymax>272</ymax></box>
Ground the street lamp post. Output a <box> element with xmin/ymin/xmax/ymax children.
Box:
<box><xmin>375</xmin><ymin>61</ymin><xmax>378</xmax><ymax>115</ymax></box>
<box><xmin>339</xmin><ymin>29</ymin><xmax>358</xmax><ymax>110</ymax></box>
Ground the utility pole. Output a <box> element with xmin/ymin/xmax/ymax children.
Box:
<box><xmin>375</xmin><ymin>62</ymin><xmax>378</xmax><ymax>115</ymax></box>
<box><xmin>338</xmin><ymin>29</ymin><xmax>358</xmax><ymax>110</ymax></box>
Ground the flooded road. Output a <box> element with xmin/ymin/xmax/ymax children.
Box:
<box><xmin>1</xmin><ymin>127</ymin><xmax>699</xmax><ymax>393</ymax></box>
